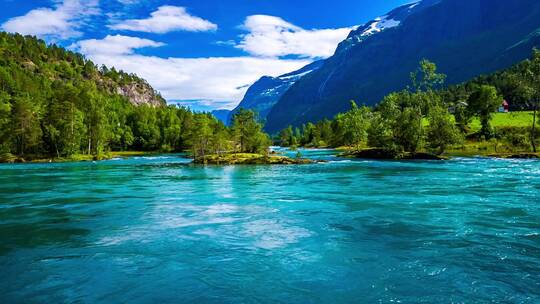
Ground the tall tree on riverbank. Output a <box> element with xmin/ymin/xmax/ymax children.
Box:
<box><xmin>369</xmin><ymin>60</ymin><xmax>448</xmax><ymax>153</ymax></box>
<box><xmin>524</xmin><ymin>49</ymin><xmax>540</xmax><ymax>152</ymax></box>
<box><xmin>366</xmin><ymin>91</ymin><xmax>424</xmax><ymax>152</ymax></box>
<box><xmin>467</xmin><ymin>85</ymin><xmax>502</xmax><ymax>139</ymax></box>
<box><xmin>11</xmin><ymin>95</ymin><xmax>42</xmax><ymax>155</ymax></box>
<box><xmin>189</xmin><ymin>114</ymin><xmax>213</xmax><ymax>158</ymax></box>
<box><xmin>427</xmin><ymin>106</ymin><xmax>463</xmax><ymax>155</ymax></box>
<box><xmin>332</xmin><ymin>101</ymin><xmax>371</xmax><ymax>149</ymax></box>
<box><xmin>0</xmin><ymin>91</ymin><xmax>11</xmax><ymax>153</ymax></box>
<box><xmin>279</xmin><ymin>126</ymin><xmax>295</xmax><ymax>147</ymax></box>
<box><xmin>44</xmin><ymin>83</ymin><xmax>85</xmax><ymax>157</ymax></box>
<box><xmin>231</xmin><ymin>109</ymin><xmax>270</xmax><ymax>153</ymax></box>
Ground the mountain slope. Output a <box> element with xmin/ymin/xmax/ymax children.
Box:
<box><xmin>265</xmin><ymin>0</ymin><xmax>540</xmax><ymax>132</ymax></box>
<box><xmin>0</xmin><ymin>32</ymin><xmax>173</xmax><ymax>157</ymax></box>
<box><xmin>0</xmin><ymin>32</ymin><xmax>165</xmax><ymax>108</ymax></box>
<box><xmin>228</xmin><ymin>60</ymin><xmax>323</xmax><ymax>123</ymax></box>
<box><xmin>211</xmin><ymin>109</ymin><xmax>231</xmax><ymax>125</ymax></box>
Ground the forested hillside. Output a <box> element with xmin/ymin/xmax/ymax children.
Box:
<box><xmin>0</xmin><ymin>33</ymin><xmax>269</xmax><ymax>161</ymax></box>
<box><xmin>278</xmin><ymin>52</ymin><xmax>540</xmax><ymax>155</ymax></box>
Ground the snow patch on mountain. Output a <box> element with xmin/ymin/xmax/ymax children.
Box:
<box><xmin>279</xmin><ymin>69</ymin><xmax>316</xmax><ymax>81</ymax></box>
<box><xmin>408</xmin><ymin>1</ymin><xmax>421</xmax><ymax>9</ymax></box>
<box><xmin>335</xmin><ymin>0</ymin><xmax>441</xmax><ymax>54</ymax></box>
<box><xmin>361</xmin><ymin>16</ymin><xmax>401</xmax><ymax>37</ymax></box>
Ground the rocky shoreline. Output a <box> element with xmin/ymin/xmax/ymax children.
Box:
<box><xmin>0</xmin><ymin>151</ymin><xmax>155</xmax><ymax>164</ymax></box>
<box><xmin>2</xmin><ymin>150</ymin><xmax>539</xmax><ymax>164</ymax></box>
<box><xmin>339</xmin><ymin>148</ymin><xmax>449</xmax><ymax>160</ymax></box>
<box><xmin>488</xmin><ymin>153</ymin><xmax>540</xmax><ymax>159</ymax></box>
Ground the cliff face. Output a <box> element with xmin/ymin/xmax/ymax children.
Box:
<box><xmin>116</xmin><ymin>82</ymin><xmax>165</xmax><ymax>107</ymax></box>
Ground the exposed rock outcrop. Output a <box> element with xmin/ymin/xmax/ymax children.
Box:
<box><xmin>116</xmin><ymin>82</ymin><xmax>166</xmax><ymax>107</ymax></box>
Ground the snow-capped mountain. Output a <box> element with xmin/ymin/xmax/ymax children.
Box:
<box><xmin>265</xmin><ymin>0</ymin><xmax>540</xmax><ymax>132</ymax></box>
<box><xmin>228</xmin><ymin>1</ymin><xmax>439</xmax><ymax>126</ymax></box>
<box><xmin>336</xmin><ymin>0</ymin><xmax>439</xmax><ymax>53</ymax></box>
<box><xmin>227</xmin><ymin>60</ymin><xmax>324</xmax><ymax>124</ymax></box>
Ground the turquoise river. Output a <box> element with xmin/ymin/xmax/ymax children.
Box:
<box><xmin>0</xmin><ymin>149</ymin><xmax>539</xmax><ymax>303</ymax></box>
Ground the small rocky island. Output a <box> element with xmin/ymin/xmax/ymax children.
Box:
<box><xmin>340</xmin><ymin>148</ymin><xmax>449</xmax><ymax>160</ymax></box>
<box><xmin>193</xmin><ymin>153</ymin><xmax>316</xmax><ymax>165</ymax></box>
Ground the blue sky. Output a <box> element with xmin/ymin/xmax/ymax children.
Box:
<box><xmin>1</xmin><ymin>0</ymin><xmax>412</xmax><ymax>111</ymax></box>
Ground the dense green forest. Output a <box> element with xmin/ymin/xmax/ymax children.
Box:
<box><xmin>278</xmin><ymin>52</ymin><xmax>540</xmax><ymax>155</ymax></box>
<box><xmin>0</xmin><ymin>33</ymin><xmax>269</xmax><ymax>161</ymax></box>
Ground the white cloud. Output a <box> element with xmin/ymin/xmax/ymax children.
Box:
<box><xmin>74</xmin><ymin>35</ymin><xmax>310</xmax><ymax>109</ymax></box>
<box><xmin>73</xmin><ymin>35</ymin><xmax>165</xmax><ymax>55</ymax></box>
<box><xmin>109</xmin><ymin>5</ymin><xmax>217</xmax><ymax>33</ymax></box>
<box><xmin>1</xmin><ymin>0</ymin><xmax>99</xmax><ymax>40</ymax></box>
<box><xmin>236</xmin><ymin>15</ymin><xmax>355</xmax><ymax>58</ymax></box>
<box><xmin>116</xmin><ymin>0</ymin><xmax>139</xmax><ymax>4</ymax></box>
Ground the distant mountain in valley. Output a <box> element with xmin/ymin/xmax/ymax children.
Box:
<box><xmin>228</xmin><ymin>60</ymin><xmax>324</xmax><ymax>124</ymax></box>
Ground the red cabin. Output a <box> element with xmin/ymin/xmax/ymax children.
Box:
<box><xmin>499</xmin><ymin>100</ymin><xmax>509</xmax><ymax>113</ymax></box>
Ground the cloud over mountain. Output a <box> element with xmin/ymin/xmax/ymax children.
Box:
<box><xmin>236</xmin><ymin>15</ymin><xmax>354</xmax><ymax>58</ymax></box>
<box><xmin>73</xmin><ymin>34</ymin><xmax>165</xmax><ymax>55</ymax></box>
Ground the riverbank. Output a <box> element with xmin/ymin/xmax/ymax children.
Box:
<box><xmin>445</xmin><ymin>140</ymin><xmax>540</xmax><ymax>158</ymax></box>
<box><xmin>2</xmin><ymin>146</ymin><xmax>538</xmax><ymax>164</ymax></box>
<box><xmin>0</xmin><ymin>151</ymin><xmax>317</xmax><ymax>165</ymax></box>
<box><xmin>339</xmin><ymin>149</ymin><xmax>449</xmax><ymax>160</ymax></box>
<box><xmin>0</xmin><ymin>151</ymin><xmax>158</xmax><ymax>164</ymax></box>
<box><xmin>338</xmin><ymin>148</ymin><xmax>539</xmax><ymax>160</ymax></box>
<box><xmin>330</xmin><ymin>134</ymin><xmax>540</xmax><ymax>160</ymax></box>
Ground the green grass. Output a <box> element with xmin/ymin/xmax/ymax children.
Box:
<box><xmin>21</xmin><ymin>151</ymin><xmax>155</xmax><ymax>163</ymax></box>
<box><xmin>422</xmin><ymin>111</ymin><xmax>535</xmax><ymax>130</ymax></box>
<box><xmin>446</xmin><ymin>141</ymin><xmax>500</xmax><ymax>156</ymax></box>
<box><xmin>0</xmin><ymin>150</ymin><xmax>165</xmax><ymax>164</ymax></box>
<box><xmin>29</xmin><ymin>153</ymin><xmax>104</xmax><ymax>163</ymax></box>
<box><xmin>110</xmin><ymin>151</ymin><xmax>156</xmax><ymax>158</ymax></box>
<box><xmin>404</xmin><ymin>111</ymin><xmax>536</xmax><ymax>156</ymax></box>
<box><xmin>446</xmin><ymin>141</ymin><xmax>540</xmax><ymax>157</ymax></box>
<box><xmin>469</xmin><ymin>111</ymin><xmax>535</xmax><ymax>132</ymax></box>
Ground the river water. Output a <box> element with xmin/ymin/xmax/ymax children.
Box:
<box><xmin>0</xmin><ymin>149</ymin><xmax>539</xmax><ymax>303</ymax></box>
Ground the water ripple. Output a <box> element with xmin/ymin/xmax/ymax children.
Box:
<box><xmin>0</xmin><ymin>152</ymin><xmax>539</xmax><ymax>303</ymax></box>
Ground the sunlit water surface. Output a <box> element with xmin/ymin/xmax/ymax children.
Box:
<box><xmin>1</xmin><ymin>149</ymin><xmax>539</xmax><ymax>303</ymax></box>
